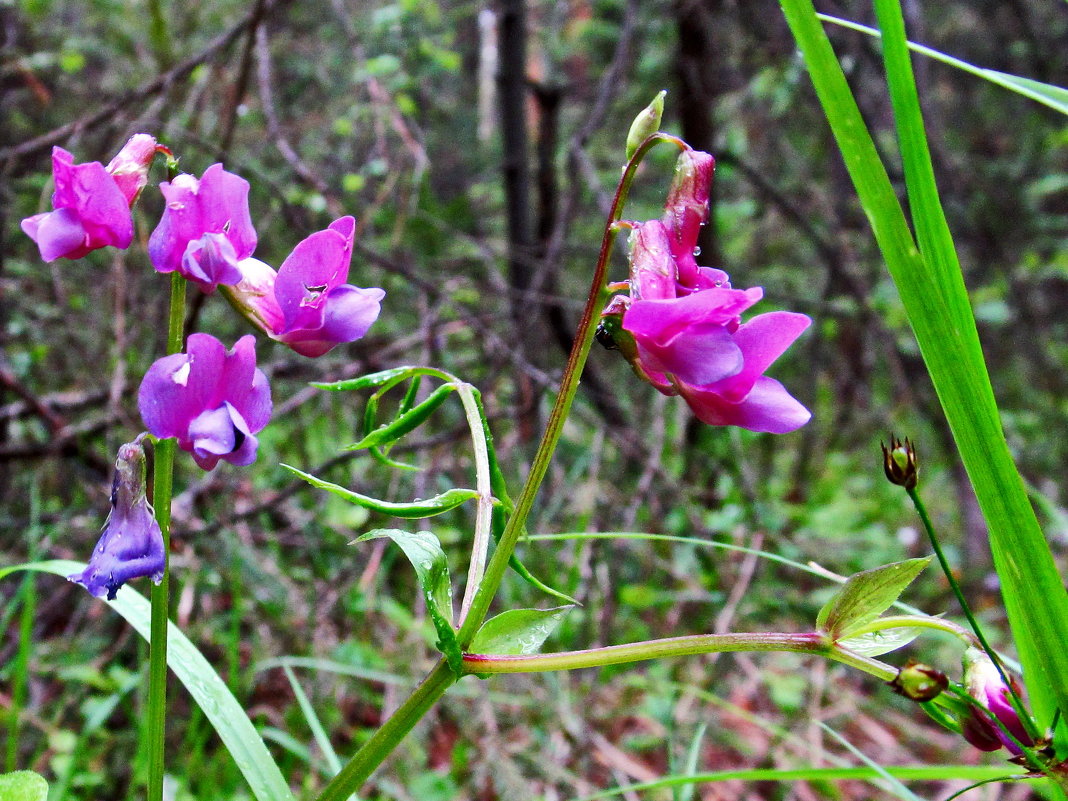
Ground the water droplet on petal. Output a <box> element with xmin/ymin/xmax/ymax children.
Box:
<box><xmin>692</xmin><ymin>246</ymin><xmax>701</xmax><ymax>256</ymax></box>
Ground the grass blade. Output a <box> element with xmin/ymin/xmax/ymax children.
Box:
<box><xmin>779</xmin><ymin>0</ymin><xmax>1068</xmax><ymax>728</ymax></box>
<box><xmin>0</xmin><ymin>561</ymin><xmax>296</xmax><ymax>801</ymax></box>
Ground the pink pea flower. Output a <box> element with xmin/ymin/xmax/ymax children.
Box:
<box><xmin>225</xmin><ymin>216</ymin><xmax>385</xmax><ymax>357</ymax></box>
<box><xmin>69</xmin><ymin>436</ymin><xmax>164</xmax><ymax>600</ymax></box>
<box><xmin>21</xmin><ymin>147</ymin><xmax>135</xmax><ymax>262</ymax></box>
<box><xmin>959</xmin><ymin>648</ymin><xmax>1034</xmax><ymax>755</ymax></box>
<box><xmin>148</xmin><ymin>164</ymin><xmax>257</xmax><ymax>293</ymax></box>
<box><xmin>600</xmin><ymin>158</ymin><xmax>811</xmax><ymax>435</ymax></box>
<box><xmin>138</xmin><ymin>333</ymin><xmax>271</xmax><ymax>470</ymax></box>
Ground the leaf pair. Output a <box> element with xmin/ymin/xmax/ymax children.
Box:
<box><xmin>816</xmin><ymin>558</ymin><xmax>930</xmax><ymax>657</ymax></box>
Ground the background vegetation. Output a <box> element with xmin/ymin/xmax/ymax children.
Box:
<box><xmin>2</xmin><ymin>0</ymin><xmax>1066</xmax><ymax>798</ymax></box>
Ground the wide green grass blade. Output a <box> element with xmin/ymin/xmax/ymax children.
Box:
<box><xmin>0</xmin><ymin>561</ymin><xmax>296</xmax><ymax>801</ymax></box>
<box><xmin>779</xmin><ymin>0</ymin><xmax>1068</xmax><ymax>729</ymax></box>
<box><xmin>817</xmin><ymin>14</ymin><xmax>1068</xmax><ymax>116</ymax></box>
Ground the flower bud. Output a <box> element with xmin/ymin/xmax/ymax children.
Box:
<box><xmin>959</xmin><ymin>647</ymin><xmax>1033</xmax><ymax>755</ymax></box>
<box><xmin>881</xmin><ymin>435</ymin><xmax>918</xmax><ymax>490</ymax></box>
<box><xmin>625</xmin><ymin>90</ymin><xmax>666</xmax><ymax>160</ymax></box>
<box><xmin>662</xmin><ymin>149</ymin><xmax>715</xmax><ymax>288</ymax></box>
<box><xmin>105</xmin><ymin>134</ymin><xmax>158</xmax><ymax>205</ymax></box>
<box><xmin>888</xmin><ymin>660</ymin><xmax>948</xmax><ymax>701</ymax></box>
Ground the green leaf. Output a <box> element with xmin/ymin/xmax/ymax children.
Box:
<box><xmin>837</xmin><ymin>627</ymin><xmax>923</xmax><ymax>657</ymax></box>
<box><xmin>349</xmin><ymin>383</ymin><xmax>456</xmax><ymax>449</ymax></box>
<box><xmin>0</xmin><ymin>561</ymin><xmax>295</xmax><ymax>801</ymax></box>
<box><xmin>816</xmin><ymin>558</ymin><xmax>930</xmax><ymax>639</ymax></box>
<box><xmin>282</xmin><ymin>464</ymin><xmax>478</xmax><ymax>518</ymax></box>
<box><xmin>782</xmin><ymin>0</ymin><xmax>1068</xmax><ymax>728</ymax></box>
<box><xmin>0</xmin><ymin>771</ymin><xmax>48</xmax><ymax>801</ymax></box>
<box><xmin>468</xmin><ymin>606</ymin><xmax>573</xmax><ymax>655</ymax></box>
<box><xmin>356</xmin><ymin>530</ymin><xmax>462</xmax><ymax>675</ymax></box>
<box><xmin>817</xmin><ymin>14</ymin><xmax>1068</xmax><ymax>117</ymax></box>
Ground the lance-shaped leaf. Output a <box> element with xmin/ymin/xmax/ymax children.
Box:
<box><xmin>468</xmin><ymin>606</ymin><xmax>573</xmax><ymax>656</ymax></box>
<box><xmin>817</xmin><ymin>558</ymin><xmax>930</xmax><ymax>640</ymax></box>
<box><xmin>356</xmin><ymin>529</ymin><xmax>461</xmax><ymax>675</ymax></box>
<box><xmin>349</xmin><ymin>383</ymin><xmax>456</xmax><ymax>450</ymax></box>
<box><xmin>282</xmin><ymin>464</ymin><xmax>478</xmax><ymax>518</ymax></box>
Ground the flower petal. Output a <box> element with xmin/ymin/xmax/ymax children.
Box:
<box><xmin>713</xmin><ymin>311</ymin><xmax>811</xmax><ymax>401</ymax></box>
<box><xmin>277</xmin><ymin>284</ymin><xmax>385</xmax><ymax>357</ymax></box>
<box><xmin>681</xmin><ymin>376</ymin><xmax>811</xmax><ymax>434</ymax></box>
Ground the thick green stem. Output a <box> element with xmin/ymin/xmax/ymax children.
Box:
<box><xmin>462</xmin><ymin>632</ymin><xmax>896</xmax><ymax>681</ymax></box>
<box><xmin>316</xmin><ymin>661</ymin><xmax>455</xmax><ymax>801</ymax></box>
<box><xmin>145</xmin><ymin>272</ymin><xmax>186</xmax><ymax>800</ymax></box>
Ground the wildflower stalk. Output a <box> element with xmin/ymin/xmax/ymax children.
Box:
<box><xmin>906</xmin><ymin>486</ymin><xmax>1038</xmax><ymax>740</ymax></box>
<box><xmin>145</xmin><ymin>271</ymin><xmax>186</xmax><ymax>800</ymax></box>
<box><xmin>315</xmin><ymin>132</ymin><xmax>686</xmax><ymax>801</ymax></box>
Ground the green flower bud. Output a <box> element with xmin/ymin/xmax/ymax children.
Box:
<box><xmin>626</xmin><ymin>90</ymin><xmax>666</xmax><ymax>160</ymax></box>
<box><xmin>888</xmin><ymin>660</ymin><xmax>948</xmax><ymax>702</ymax></box>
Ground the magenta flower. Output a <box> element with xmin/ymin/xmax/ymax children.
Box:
<box><xmin>602</xmin><ymin>210</ymin><xmax>810</xmax><ymax>434</ymax></box>
<box><xmin>148</xmin><ymin>164</ymin><xmax>257</xmax><ymax>293</ymax></box>
<box><xmin>225</xmin><ymin>216</ymin><xmax>385</xmax><ymax>357</ymax></box>
<box><xmin>959</xmin><ymin>648</ymin><xmax>1034</xmax><ymax>755</ymax></box>
<box><xmin>138</xmin><ymin>333</ymin><xmax>271</xmax><ymax>470</ymax></box>
<box><xmin>69</xmin><ymin>437</ymin><xmax>164</xmax><ymax>600</ymax></box>
<box><xmin>21</xmin><ymin>146</ymin><xmax>135</xmax><ymax>262</ymax></box>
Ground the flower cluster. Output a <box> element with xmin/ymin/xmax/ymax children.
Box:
<box><xmin>21</xmin><ymin>136</ymin><xmax>387</xmax><ymax>596</ymax></box>
<box><xmin>21</xmin><ymin>139</ymin><xmax>385</xmax><ymax>360</ymax></box>
<box><xmin>599</xmin><ymin>149</ymin><xmax>811</xmax><ymax>434</ymax></box>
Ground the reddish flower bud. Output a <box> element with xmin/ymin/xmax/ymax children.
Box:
<box><xmin>960</xmin><ymin>648</ymin><xmax>1033</xmax><ymax>755</ymax></box>
<box><xmin>662</xmin><ymin>149</ymin><xmax>714</xmax><ymax>288</ymax></box>
<box><xmin>105</xmin><ymin>133</ymin><xmax>158</xmax><ymax>205</ymax></box>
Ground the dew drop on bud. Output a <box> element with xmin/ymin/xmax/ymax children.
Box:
<box><xmin>692</xmin><ymin>246</ymin><xmax>701</xmax><ymax>256</ymax></box>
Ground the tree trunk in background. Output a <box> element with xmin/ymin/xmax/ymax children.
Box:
<box><xmin>497</xmin><ymin>0</ymin><xmax>534</xmax><ymax>326</ymax></box>
<box><xmin>496</xmin><ymin>0</ymin><xmax>540</xmax><ymax>437</ymax></box>
<box><xmin>673</xmin><ymin>0</ymin><xmax>722</xmax><ymax>269</ymax></box>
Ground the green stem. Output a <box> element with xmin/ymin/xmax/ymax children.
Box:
<box><xmin>316</xmin><ymin>132</ymin><xmax>684</xmax><ymax>801</ymax></box>
<box><xmin>906</xmin><ymin>486</ymin><xmax>1037</xmax><ymax>739</ymax></box>
<box><xmin>840</xmin><ymin>613</ymin><xmax>974</xmax><ymax>643</ymax></box>
<box><xmin>461</xmin><ymin>632</ymin><xmax>897</xmax><ymax>682</ymax></box>
<box><xmin>145</xmin><ymin>272</ymin><xmax>186</xmax><ymax>800</ymax></box>
<box><xmin>316</xmin><ymin>661</ymin><xmax>455</xmax><ymax>801</ymax></box>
